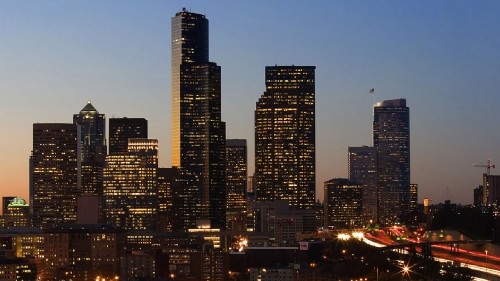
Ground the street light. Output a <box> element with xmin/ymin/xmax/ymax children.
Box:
<box><xmin>401</xmin><ymin>264</ymin><xmax>410</xmax><ymax>281</ymax></box>
<box><xmin>485</xmin><ymin>250</ymin><xmax>488</xmax><ymax>274</ymax></box>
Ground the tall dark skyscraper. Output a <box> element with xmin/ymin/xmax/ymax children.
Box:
<box><xmin>109</xmin><ymin>117</ymin><xmax>148</xmax><ymax>155</ymax></box>
<box><xmin>31</xmin><ymin>123</ymin><xmax>80</xmax><ymax>228</ymax></box>
<box><xmin>226</xmin><ymin>139</ymin><xmax>247</xmax><ymax>226</ymax></box>
<box><xmin>348</xmin><ymin>146</ymin><xmax>377</xmax><ymax>224</ymax></box>
<box><xmin>73</xmin><ymin>101</ymin><xmax>106</xmax><ymax>195</ymax></box>
<box><xmin>373</xmin><ymin>98</ymin><xmax>410</xmax><ymax>225</ymax></box>
<box><xmin>255</xmin><ymin>66</ymin><xmax>316</xmax><ymax>210</ymax></box>
<box><xmin>171</xmin><ymin>9</ymin><xmax>226</xmax><ymax>230</ymax></box>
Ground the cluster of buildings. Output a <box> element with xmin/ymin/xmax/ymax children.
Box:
<box><xmin>0</xmin><ymin>8</ymin><xmax>418</xmax><ymax>281</ymax></box>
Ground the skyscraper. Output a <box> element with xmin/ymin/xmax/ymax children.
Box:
<box><xmin>348</xmin><ymin>146</ymin><xmax>377</xmax><ymax>224</ymax></box>
<box><xmin>255</xmin><ymin>66</ymin><xmax>316</xmax><ymax>210</ymax></box>
<box><xmin>103</xmin><ymin>139</ymin><xmax>158</xmax><ymax>230</ymax></box>
<box><xmin>109</xmin><ymin>117</ymin><xmax>148</xmax><ymax>155</ymax></box>
<box><xmin>373</xmin><ymin>98</ymin><xmax>410</xmax><ymax>225</ymax></box>
<box><xmin>73</xmin><ymin>101</ymin><xmax>106</xmax><ymax>195</ymax></box>
<box><xmin>171</xmin><ymin>9</ymin><xmax>226</xmax><ymax>230</ymax></box>
<box><xmin>410</xmin><ymin>183</ymin><xmax>418</xmax><ymax>213</ymax></box>
<box><xmin>157</xmin><ymin>167</ymin><xmax>179</xmax><ymax>232</ymax></box>
<box><xmin>226</xmin><ymin>139</ymin><xmax>247</xmax><ymax>227</ymax></box>
<box><xmin>31</xmin><ymin>123</ymin><xmax>80</xmax><ymax>228</ymax></box>
<box><xmin>324</xmin><ymin>178</ymin><xmax>363</xmax><ymax>229</ymax></box>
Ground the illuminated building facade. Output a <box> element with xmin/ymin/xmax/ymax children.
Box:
<box><xmin>109</xmin><ymin>117</ymin><xmax>148</xmax><ymax>155</ymax></box>
<box><xmin>157</xmin><ymin>167</ymin><xmax>179</xmax><ymax>232</ymax></box>
<box><xmin>255</xmin><ymin>66</ymin><xmax>316</xmax><ymax>210</ymax></box>
<box><xmin>410</xmin><ymin>183</ymin><xmax>418</xmax><ymax>213</ymax></box>
<box><xmin>226</xmin><ymin>139</ymin><xmax>247</xmax><ymax>227</ymax></box>
<box><xmin>373</xmin><ymin>99</ymin><xmax>410</xmax><ymax>225</ymax></box>
<box><xmin>324</xmin><ymin>178</ymin><xmax>363</xmax><ymax>229</ymax></box>
<box><xmin>348</xmin><ymin>146</ymin><xmax>377</xmax><ymax>224</ymax></box>
<box><xmin>31</xmin><ymin>123</ymin><xmax>80</xmax><ymax>229</ymax></box>
<box><xmin>43</xmin><ymin>225</ymin><xmax>123</xmax><ymax>281</ymax></box>
<box><xmin>483</xmin><ymin>174</ymin><xmax>500</xmax><ymax>205</ymax></box>
<box><xmin>2</xmin><ymin>198</ymin><xmax>31</xmax><ymax>227</ymax></box>
<box><xmin>73</xmin><ymin>101</ymin><xmax>107</xmax><ymax>195</ymax></box>
<box><xmin>171</xmin><ymin>9</ymin><xmax>226</xmax><ymax>230</ymax></box>
<box><xmin>103</xmin><ymin>139</ymin><xmax>158</xmax><ymax>230</ymax></box>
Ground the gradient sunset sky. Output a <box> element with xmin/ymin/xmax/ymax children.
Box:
<box><xmin>1</xmin><ymin>1</ymin><xmax>500</xmax><ymax>206</ymax></box>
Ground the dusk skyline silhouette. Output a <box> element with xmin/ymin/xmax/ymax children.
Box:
<box><xmin>1</xmin><ymin>1</ymin><xmax>500</xmax><ymax>207</ymax></box>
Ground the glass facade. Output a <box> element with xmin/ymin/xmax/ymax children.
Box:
<box><xmin>373</xmin><ymin>99</ymin><xmax>410</xmax><ymax>225</ymax></box>
<box><xmin>31</xmin><ymin>123</ymin><xmax>80</xmax><ymax>228</ymax></box>
<box><xmin>171</xmin><ymin>10</ymin><xmax>226</xmax><ymax>230</ymax></box>
<box><xmin>109</xmin><ymin>117</ymin><xmax>148</xmax><ymax>155</ymax></box>
<box><xmin>255</xmin><ymin>66</ymin><xmax>316</xmax><ymax>210</ymax></box>
<box><xmin>324</xmin><ymin>178</ymin><xmax>363</xmax><ymax>229</ymax></box>
<box><xmin>73</xmin><ymin>101</ymin><xmax>106</xmax><ymax>196</ymax></box>
<box><xmin>103</xmin><ymin>139</ymin><xmax>158</xmax><ymax>230</ymax></box>
<box><xmin>348</xmin><ymin>146</ymin><xmax>377</xmax><ymax>224</ymax></box>
<box><xmin>225</xmin><ymin>139</ymin><xmax>247</xmax><ymax>228</ymax></box>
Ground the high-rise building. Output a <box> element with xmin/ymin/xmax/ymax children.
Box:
<box><xmin>171</xmin><ymin>9</ymin><xmax>226</xmax><ymax>230</ymax></box>
<box><xmin>157</xmin><ymin>167</ymin><xmax>179</xmax><ymax>232</ymax></box>
<box><xmin>348</xmin><ymin>146</ymin><xmax>377</xmax><ymax>224</ymax></box>
<box><xmin>373</xmin><ymin>99</ymin><xmax>410</xmax><ymax>225</ymax></box>
<box><xmin>474</xmin><ymin>185</ymin><xmax>483</xmax><ymax>206</ymax></box>
<box><xmin>324</xmin><ymin>179</ymin><xmax>363</xmax><ymax>229</ymax></box>
<box><xmin>410</xmin><ymin>183</ymin><xmax>418</xmax><ymax>213</ymax></box>
<box><xmin>226</xmin><ymin>139</ymin><xmax>247</xmax><ymax>227</ymax></box>
<box><xmin>31</xmin><ymin>123</ymin><xmax>80</xmax><ymax>228</ymax></box>
<box><xmin>255</xmin><ymin>66</ymin><xmax>316</xmax><ymax>210</ymax></box>
<box><xmin>483</xmin><ymin>174</ymin><xmax>500</xmax><ymax>205</ymax></box>
<box><xmin>73</xmin><ymin>101</ymin><xmax>106</xmax><ymax>163</ymax></box>
<box><xmin>73</xmin><ymin>101</ymin><xmax>107</xmax><ymax>195</ymax></box>
<box><xmin>103</xmin><ymin>139</ymin><xmax>158</xmax><ymax>230</ymax></box>
<box><xmin>109</xmin><ymin>117</ymin><xmax>148</xmax><ymax>155</ymax></box>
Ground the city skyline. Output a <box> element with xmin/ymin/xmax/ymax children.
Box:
<box><xmin>2</xmin><ymin>1</ymin><xmax>500</xmax><ymax>205</ymax></box>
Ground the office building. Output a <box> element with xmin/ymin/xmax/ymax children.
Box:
<box><xmin>373</xmin><ymin>99</ymin><xmax>410</xmax><ymax>225</ymax></box>
<box><xmin>157</xmin><ymin>167</ymin><xmax>179</xmax><ymax>232</ymax></box>
<box><xmin>226</xmin><ymin>139</ymin><xmax>247</xmax><ymax>227</ymax></box>
<box><xmin>103</xmin><ymin>139</ymin><xmax>158</xmax><ymax>230</ymax></box>
<box><xmin>73</xmin><ymin>101</ymin><xmax>107</xmax><ymax>195</ymax></box>
<box><xmin>410</xmin><ymin>183</ymin><xmax>418</xmax><ymax>213</ymax></box>
<box><xmin>2</xmin><ymin>197</ymin><xmax>31</xmax><ymax>227</ymax></box>
<box><xmin>31</xmin><ymin>123</ymin><xmax>80</xmax><ymax>228</ymax></box>
<box><xmin>171</xmin><ymin>9</ymin><xmax>226</xmax><ymax>230</ymax></box>
<box><xmin>73</xmin><ymin>101</ymin><xmax>106</xmax><ymax>163</ymax></box>
<box><xmin>42</xmin><ymin>224</ymin><xmax>123</xmax><ymax>281</ymax></box>
<box><xmin>254</xmin><ymin>65</ymin><xmax>316</xmax><ymax>210</ymax></box>
<box><xmin>109</xmin><ymin>118</ymin><xmax>148</xmax><ymax>155</ymax></box>
<box><xmin>348</xmin><ymin>146</ymin><xmax>377</xmax><ymax>224</ymax></box>
<box><xmin>324</xmin><ymin>179</ymin><xmax>363</xmax><ymax>229</ymax></box>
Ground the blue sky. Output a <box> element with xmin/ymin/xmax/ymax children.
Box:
<box><xmin>1</xmin><ymin>1</ymin><xmax>500</xmax><ymax>204</ymax></box>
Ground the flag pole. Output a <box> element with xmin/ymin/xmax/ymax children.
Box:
<box><xmin>369</xmin><ymin>88</ymin><xmax>375</xmax><ymax>107</ymax></box>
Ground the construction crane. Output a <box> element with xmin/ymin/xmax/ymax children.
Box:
<box><xmin>473</xmin><ymin>159</ymin><xmax>496</xmax><ymax>175</ymax></box>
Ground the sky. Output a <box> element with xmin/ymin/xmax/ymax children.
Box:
<box><xmin>1</xmin><ymin>1</ymin><xmax>500</xmax><ymax>207</ymax></box>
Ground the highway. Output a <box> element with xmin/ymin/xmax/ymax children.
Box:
<box><xmin>361</xmin><ymin>228</ymin><xmax>500</xmax><ymax>280</ymax></box>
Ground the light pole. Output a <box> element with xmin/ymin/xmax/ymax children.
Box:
<box><xmin>486</xmin><ymin>250</ymin><xmax>488</xmax><ymax>274</ymax></box>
